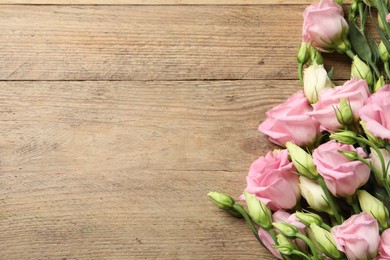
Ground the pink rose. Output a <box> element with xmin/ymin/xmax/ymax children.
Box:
<box><xmin>258</xmin><ymin>91</ymin><xmax>320</xmax><ymax>147</ymax></box>
<box><xmin>332</xmin><ymin>213</ymin><xmax>380</xmax><ymax>260</ymax></box>
<box><xmin>359</xmin><ymin>86</ymin><xmax>390</xmax><ymax>140</ymax></box>
<box><xmin>309</xmin><ymin>78</ymin><xmax>370</xmax><ymax>132</ymax></box>
<box><xmin>313</xmin><ymin>141</ymin><xmax>370</xmax><ymax>197</ymax></box>
<box><xmin>302</xmin><ymin>0</ymin><xmax>349</xmax><ymax>52</ymax></box>
<box><xmin>378</xmin><ymin>229</ymin><xmax>390</xmax><ymax>259</ymax></box>
<box><xmin>243</xmin><ymin>150</ymin><xmax>300</xmax><ymax>211</ymax></box>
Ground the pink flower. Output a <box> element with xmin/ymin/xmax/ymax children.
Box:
<box><xmin>378</xmin><ymin>229</ymin><xmax>390</xmax><ymax>259</ymax></box>
<box><xmin>309</xmin><ymin>78</ymin><xmax>370</xmax><ymax>132</ymax></box>
<box><xmin>359</xmin><ymin>86</ymin><xmax>390</xmax><ymax>140</ymax></box>
<box><xmin>313</xmin><ymin>141</ymin><xmax>370</xmax><ymax>197</ymax></box>
<box><xmin>258</xmin><ymin>228</ymin><xmax>282</xmax><ymax>259</ymax></box>
<box><xmin>332</xmin><ymin>213</ymin><xmax>380</xmax><ymax>260</ymax></box>
<box><xmin>302</xmin><ymin>0</ymin><xmax>349</xmax><ymax>52</ymax></box>
<box><xmin>387</xmin><ymin>13</ymin><xmax>390</xmax><ymax>23</ymax></box>
<box><xmin>258</xmin><ymin>91</ymin><xmax>320</xmax><ymax>147</ymax></box>
<box><xmin>243</xmin><ymin>150</ymin><xmax>300</xmax><ymax>211</ymax></box>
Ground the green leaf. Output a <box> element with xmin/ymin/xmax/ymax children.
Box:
<box><xmin>348</xmin><ymin>20</ymin><xmax>372</xmax><ymax>63</ymax></box>
<box><xmin>367</xmin><ymin>32</ymin><xmax>379</xmax><ymax>64</ymax></box>
<box><xmin>327</xmin><ymin>67</ymin><xmax>334</xmax><ymax>80</ymax></box>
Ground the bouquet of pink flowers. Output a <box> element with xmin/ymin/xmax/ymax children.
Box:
<box><xmin>208</xmin><ymin>0</ymin><xmax>390</xmax><ymax>259</ymax></box>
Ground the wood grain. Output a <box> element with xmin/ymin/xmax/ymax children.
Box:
<box><xmin>0</xmin><ymin>0</ymin><xmax>352</xmax><ymax>5</ymax></box>
<box><xmin>0</xmin><ymin>5</ymin><xmax>350</xmax><ymax>81</ymax></box>
<box><xmin>0</xmin><ymin>80</ymin><xmax>301</xmax><ymax>259</ymax></box>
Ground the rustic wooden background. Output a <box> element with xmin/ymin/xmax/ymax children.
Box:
<box><xmin>0</xmin><ymin>1</ymin><xmax>350</xmax><ymax>259</ymax></box>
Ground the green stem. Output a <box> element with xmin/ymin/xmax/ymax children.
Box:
<box><xmin>295</xmin><ymin>233</ymin><xmax>321</xmax><ymax>260</ymax></box>
<box><xmin>375</xmin><ymin>0</ymin><xmax>390</xmax><ymax>38</ymax></box>
<box><xmin>291</xmin><ymin>250</ymin><xmax>312</xmax><ymax>260</ymax></box>
<box><xmin>320</xmin><ymin>223</ymin><xmax>332</xmax><ymax>232</ymax></box>
<box><xmin>269</xmin><ymin>229</ymin><xmax>278</xmax><ymax>244</ymax></box>
<box><xmin>317</xmin><ymin>176</ymin><xmax>343</xmax><ymax>224</ymax></box>
<box><xmin>346</xmin><ymin>49</ymin><xmax>355</xmax><ymax>60</ymax></box>
<box><xmin>298</xmin><ymin>62</ymin><xmax>304</xmax><ymax>84</ymax></box>
<box><xmin>358</xmin><ymin>2</ymin><xmax>365</xmax><ymax>34</ymax></box>
<box><xmin>369</xmin><ymin>61</ymin><xmax>381</xmax><ymax>78</ymax></box>
<box><xmin>232</xmin><ymin>204</ymin><xmax>263</xmax><ymax>244</ymax></box>
<box><xmin>357</xmin><ymin>156</ymin><xmax>390</xmax><ymax>198</ymax></box>
<box><xmin>351</xmin><ymin>199</ymin><xmax>361</xmax><ymax>214</ymax></box>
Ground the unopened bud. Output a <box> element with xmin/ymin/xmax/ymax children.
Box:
<box><xmin>357</xmin><ymin>190</ymin><xmax>389</xmax><ymax>230</ymax></box>
<box><xmin>338</xmin><ymin>150</ymin><xmax>359</xmax><ymax>161</ymax></box>
<box><xmin>272</xmin><ymin>223</ymin><xmax>299</xmax><ymax>238</ymax></box>
<box><xmin>336</xmin><ymin>98</ymin><xmax>353</xmax><ymax>126</ymax></box>
<box><xmin>299</xmin><ymin>176</ymin><xmax>333</xmax><ymax>215</ymax></box>
<box><xmin>295</xmin><ymin>211</ymin><xmax>324</xmax><ymax>226</ymax></box>
<box><xmin>297</xmin><ymin>42</ymin><xmax>310</xmax><ymax>64</ymax></box>
<box><xmin>303</xmin><ymin>64</ymin><xmax>333</xmax><ymax>103</ymax></box>
<box><xmin>308</xmin><ymin>224</ymin><xmax>343</xmax><ymax>259</ymax></box>
<box><xmin>286</xmin><ymin>142</ymin><xmax>318</xmax><ymax>179</ymax></box>
<box><xmin>375</xmin><ymin>76</ymin><xmax>385</xmax><ymax>93</ymax></box>
<box><xmin>207</xmin><ymin>191</ymin><xmax>235</xmax><ymax>210</ymax></box>
<box><xmin>379</xmin><ymin>42</ymin><xmax>389</xmax><ymax>63</ymax></box>
<box><xmin>243</xmin><ymin>192</ymin><xmax>272</xmax><ymax>229</ymax></box>
<box><xmin>309</xmin><ymin>45</ymin><xmax>324</xmax><ymax>65</ymax></box>
<box><xmin>351</xmin><ymin>55</ymin><xmax>374</xmax><ymax>87</ymax></box>
<box><xmin>329</xmin><ymin>130</ymin><xmax>357</xmax><ymax>145</ymax></box>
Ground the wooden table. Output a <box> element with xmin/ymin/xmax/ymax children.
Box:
<box><xmin>0</xmin><ymin>1</ymin><xmax>350</xmax><ymax>259</ymax></box>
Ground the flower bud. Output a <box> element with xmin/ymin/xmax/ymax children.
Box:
<box><xmin>272</xmin><ymin>222</ymin><xmax>298</xmax><ymax>238</ymax></box>
<box><xmin>299</xmin><ymin>176</ymin><xmax>333</xmax><ymax>215</ymax></box>
<box><xmin>351</xmin><ymin>55</ymin><xmax>374</xmax><ymax>87</ymax></box>
<box><xmin>274</xmin><ymin>245</ymin><xmax>294</xmax><ymax>256</ymax></box>
<box><xmin>338</xmin><ymin>150</ymin><xmax>359</xmax><ymax>161</ymax></box>
<box><xmin>357</xmin><ymin>190</ymin><xmax>389</xmax><ymax>230</ymax></box>
<box><xmin>303</xmin><ymin>64</ymin><xmax>333</xmax><ymax>103</ymax></box>
<box><xmin>276</xmin><ymin>234</ymin><xmax>297</xmax><ymax>249</ymax></box>
<box><xmin>379</xmin><ymin>42</ymin><xmax>389</xmax><ymax>63</ymax></box>
<box><xmin>207</xmin><ymin>191</ymin><xmax>235</xmax><ymax>210</ymax></box>
<box><xmin>308</xmin><ymin>223</ymin><xmax>343</xmax><ymax>259</ymax></box>
<box><xmin>370</xmin><ymin>148</ymin><xmax>390</xmax><ymax>184</ymax></box>
<box><xmin>297</xmin><ymin>42</ymin><xmax>310</xmax><ymax>64</ymax></box>
<box><xmin>360</xmin><ymin>121</ymin><xmax>386</xmax><ymax>148</ymax></box>
<box><xmin>295</xmin><ymin>211</ymin><xmax>324</xmax><ymax>226</ymax></box>
<box><xmin>329</xmin><ymin>130</ymin><xmax>357</xmax><ymax>145</ymax></box>
<box><xmin>286</xmin><ymin>142</ymin><xmax>318</xmax><ymax>179</ymax></box>
<box><xmin>375</xmin><ymin>76</ymin><xmax>385</xmax><ymax>93</ymax></box>
<box><xmin>308</xmin><ymin>45</ymin><xmax>324</xmax><ymax>65</ymax></box>
<box><xmin>243</xmin><ymin>192</ymin><xmax>272</xmax><ymax>229</ymax></box>
<box><xmin>334</xmin><ymin>0</ymin><xmax>343</xmax><ymax>5</ymax></box>
<box><xmin>336</xmin><ymin>98</ymin><xmax>353</xmax><ymax>126</ymax></box>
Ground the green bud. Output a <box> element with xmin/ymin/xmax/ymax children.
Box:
<box><xmin>286</xmin><ymin>142</ymin><xmax>318</xmax><ymax>179</ymax></box>
<box><xmin>308</xmin><ymin>45</ymin><xmax>324</xmax><ymax>65</ymax></box>
<box><xmin>379</xmin><ymin>42</ymin><xmax>389</xmax><ymax>63</ymax></box>
<box><xmin>351</xmin><ymin>55</ymin><xmax>374</xmax><ymax>87</ymax></box>
<box><xmin>329</xmin><ymin>130</ymin><xmax>357</xmax><ymax>145</ymax></box>
<box><xmin>272</xmin><ymin>222</ymin><xmax>298</xmax><ymax>238</ymax></box>
<box><xmin>276</xmin><ymin>234</ymin><xmax>298</xmax><ymax>249</ymax></box>
<box><xmin>243</xmin><ymin>192</ymin><xmax>272</xmax><ymax>229</ymax></box>
<box><xmin>207</xmin><ymin>191</ymin><xmax>235</xmax><ymax>210</ymax></box>
<box><xmin>360</xmin><ymin>121</ymin><xmax>386</xmax><ymax>148</ymax></box>
<box><xmin>375</xmin><ymin>76</ymin><xmax>386</xmax><ymax>93</ymax></box>
<box><xmin>295</xmin><ymin>211</ymin><xmax>324</xmax><ymax>226</ymax></box>
<box><xmin>299</xmin><ymin>176</ymin><xmax>333</xmax><ymax>215</ymax></box>
<box><xmin>357</xmin><ymin>190</ymin><xmax>390</xmax><ymax>229</ymax></box>
<box><xmin>274</xmin><ymin>245</ymin><xmax>294</xmax><ymax>256</ymax></box>
<box><xmin>334</xmin><ymin>0</ymin><xmax>343</xmax><ymax>4</ymax></box>
<box><xmin>308</xmin><ymin>224</ymin><xmax>343</xmax><ymax>259</ymax></box>
<box><xmin>336</xmin><ymin>98</ymin><xmax>353</xmax><ymax>126</ymax></box>
<box><xmin>349</xmin><ymin>1</ymin><xmax>358</xmax><ymax>20</ymax></box>
<box><xmin>338</xmin><ymin>150</ymin><xmax>359</xmax><ymax>161</ymax></box>
<box><xmin>297</xmin><ymin>42</ymin><xmax>310</xmax><ymax>64</ymax></box>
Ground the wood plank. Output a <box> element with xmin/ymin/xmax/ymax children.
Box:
<box><xmin>0</xmin><ymin>80</ymin><xmax>300</xmax><ymax>259</ymax></box>
<box><xmin>0</xmin><ymin>0</ymin><xmax>352</xmax><ymax>5</ymax></box>
<box><xmin>0</xmin><ymin>5</ymin><xmax>350</xmax><ymax>81</ymax></box>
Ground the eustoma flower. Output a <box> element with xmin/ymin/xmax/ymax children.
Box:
<box><xmin>378</xmin><ymin>229</ymin><xmax>390</xmax><ymax>259</ymax></box>
<box><xmin>332</xmin><ymin>213</ymin><xmax>380</xmax><ymax>260</ymax></box>
<box><xmin>243</xmin><ymin>150</ymin><xmax>300</xmax><ymax>211</ymax></box>
<box><xmin>313</xmin><ymin>141</ymin><xmax>370</xmax><ymax>197</ymax></box>
<box><xmin>258</xmin><ymin>91</ymin><xmax>320</xmax><ymax>147</ymax></box>
<box><xmin>309</xmin><ymin>78</ymin><xmax>370</xmax><ymax>132</ymax></box>
<box><xmin>302</xmin><ymin>0</ymin><xmax>350</xmax><ymax>53</ymax></box>
<box><xmin>359</xmin><ymin>86</ymin><xmax>390</xmax><ymax>140</ymax></box>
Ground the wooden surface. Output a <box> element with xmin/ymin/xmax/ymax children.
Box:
<box><xmin>0</xmin><ymin>2</ymin><xmax>349</xmax><ymax>260</ymax></box>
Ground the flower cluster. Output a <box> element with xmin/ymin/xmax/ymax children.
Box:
<box><xmin>208</xmin><ymin>0</ymin><xmax>390</xmax><ymax>259</ymax></box>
